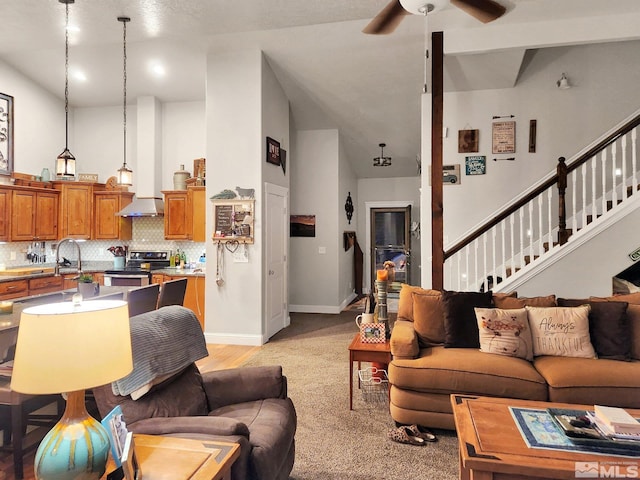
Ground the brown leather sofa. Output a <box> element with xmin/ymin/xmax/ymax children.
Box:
<box><xmin>388</xmin><ymin>286</ymin><xmax>640</xmax><ymax>430</ymax></box>
<box><xmin>93</xmin><ymin>306</ymin><xmax>297</xmax><ymax>480</ymax></box>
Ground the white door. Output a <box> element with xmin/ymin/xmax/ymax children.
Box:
<box><xmin>265</xmin><ymin>183</ymin><xmax>288</xmax><ymax>339</ymax></box>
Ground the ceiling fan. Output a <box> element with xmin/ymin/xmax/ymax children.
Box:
<box><xmin>363</xmin><ymin>0</ymin><xmax>506</xmax><ymax>34</ymax></box>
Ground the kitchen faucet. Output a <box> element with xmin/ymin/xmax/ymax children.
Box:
<box><xmin>54</xmin><ymin>238</ymin><xmax>82</xmax><ymax>276</ymax></box>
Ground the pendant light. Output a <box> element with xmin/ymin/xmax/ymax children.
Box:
<box><xmin>56</xmin><ymin>0</ymin><xmax>76</xmax><ymax>179</ymax></box>
<box><xmin>373</xmin><ymin>143</ymin><xmax>392</xmax><ymax>167</ymax></box>
<box><xmin>117</xmin><ymin>16</ymin><xmax>133</xmax><ymax>186</ymax></box>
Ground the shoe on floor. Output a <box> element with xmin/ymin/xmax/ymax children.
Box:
<box><xmin>407</xmin><ymin>424</ymin><xmax>437</xmax><ymax>442</ymax></box>
<box><xmin>387</xmin><ymin>425</ymin><xmax>426</xmax><ymax>446</ymax></box>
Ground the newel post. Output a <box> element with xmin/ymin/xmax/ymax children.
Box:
<box><xmin>557</xmin><ymin>156</ymin><xmax>569</xmax><ymax>245</ymax></box>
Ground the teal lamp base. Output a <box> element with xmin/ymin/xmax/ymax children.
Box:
<box><xmin>35</xmin><ymin>390</ymin><xmax>110</xmax><ymax>480</ymax></box>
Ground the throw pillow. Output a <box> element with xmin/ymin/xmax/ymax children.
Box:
<box><xmin>558</xmin><ymin>298</ymin><xmax>630</xmax><ymax>361</ymax></box>
<box><xmin>412</xmin><ymin>291</ymin><xmax>445</xmax><ymax>347</ymax></box>
<box><xmin>442</xmin><ymin>290</ymin><xmax>494</xmax><ymax>348</ymax></box>
<box><xmin>475</xmin><ymin>307</ymin><xmax>533</xmax><ymax>361</ymax></box>
<box><xmin>397</xmin><ymin>284</ymin><xmax>439</xmax><ymax>321</ymax></box>
<box><xmin>590</xmin><ymin>296</ymin><xmax>640</xmax><ymax>361</ymax></box>
<box><xmin>526</xmin><ymin>305</ymin><xmax>597</xmax><ymax>358</ymax></box>
<box><xmin>494</xmin><ymin>294</ymin><xmax>556</xmax><ymax>309</ymax></box>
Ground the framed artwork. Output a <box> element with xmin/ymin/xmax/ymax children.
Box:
<box><xmin>0</xmin><ymin>93</ymin><xmax>14</xmax><ymax>176</ymax></box>
<box><xmin>427</xmin><ymin>164</ymin><xmax>461</xmax><ymax>185</ymax></box>
<box><xmin>492</xmin><ymin>121</ymin><xmax>516</xmax><ymax>154</ymax></box>
<box><xmin>212</xmin><ymin>199</ymin><xmax>255</xmax><ymax>244</ymax></box>
<box><xmin>121</xmin><ymin>432</ymin><xmax>141</xmax><ymax>480</ymax></box>
<box><xmin>290</xmin><ymin>215</ymin><xmax>315</xmax><ymax>237</ymax></box>
<box><xmin>266</xmin><ymin>137</ymin><xmax>281</xmax><ymax>166</ymax></box>
<box><xmin>458</xmin><ymin>129</ymin><xmax>479</xmax><ymax>153</ymax></box>
<box><xmin>465</xmin><ymin>156</ymin><xmax>486</xmax><ymax>175</ymax></box>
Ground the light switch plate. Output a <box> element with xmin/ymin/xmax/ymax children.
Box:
<box><xmin>318</xmin><ymin>247</ymin><xmax>326</xmax><ymax>254</ymax></box>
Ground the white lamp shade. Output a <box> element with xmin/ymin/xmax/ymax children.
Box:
<box><xmin>11</xmin><ymin>300</ymin><xmax>133</xmax><ymax>394</ymax></box>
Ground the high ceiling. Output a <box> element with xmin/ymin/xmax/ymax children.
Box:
<box><xmin>1</xmin><ymin>0</ymin><xmax>640</xmax><ymax>178</ymax></box>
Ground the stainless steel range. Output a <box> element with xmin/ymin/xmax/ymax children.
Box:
<box><xmin>103</xmin><ymin>250</ymin><xmax>171</xmax><ymax>286</ymax></box>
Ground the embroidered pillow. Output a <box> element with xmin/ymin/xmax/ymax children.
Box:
<box><xmin>475</xmin><ymin>307</ymin><xmax>533</xmax><ymax>361</ymax></box>
<box><xmin>526</xmin><ymin>305</ymin><xmax>597</xmax><ymax>358</ymax></box>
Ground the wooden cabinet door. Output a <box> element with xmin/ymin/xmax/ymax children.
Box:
<box><xmin>0</xmin><ymin>279</ymin><xmax>29</xmax><ymax>300</ymax></box>
<box><xmin>28</xmin><ymin>275</ymin><xmax>64</xmax><ymax>295</ymax></box>
<box><xmin>35</xmin><ymin>191</ymin><xmax>59</xmax><ymax>240</ymax></box>
<box><xmin>55</xmin><ymin>183</ymin><xmax>92</xmax><ymax>239</ymax></box>
<box><xmin>0</xmin><ymin>188</ymin><xmax>10</xmax><ymax>241</ymax></box>
<box><xmin>94</xmin><ymin>191</ymin><xmax>133</xmax><ymax>240</ymax></box>
<box><xmin>163</xmin><ymin>191</ymin><xmax>191</xmax><ymax>239</ymax></box>
<box><xmin>190</xmin><ymin>187</ymin><xmax>206</xmax><ymax>242</ymax></box>
<box><xmin>184</xmin><ymin>276</ymin><xmax>205</xmax><ymax>329</ymax></box>
<box><xmin>11</xmin><ymin>189</ymin><xmax>36</xmax><ymax>241</ymax></box>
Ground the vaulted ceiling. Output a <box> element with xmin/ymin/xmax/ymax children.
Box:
<box><xmin>1</xmin><ymin>0</ymin><xmax>640</xmax><ymax>178</ymax></box>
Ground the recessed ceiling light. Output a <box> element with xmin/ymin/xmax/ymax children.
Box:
<box><xmin>150</xmin><ymin>62</ymin><xmax>165</xmax><ymax>77</ymax></box>
<box><xmin>72</xmin><ymin>69</ymin><xmax>87</xmax><ymax>82</ymax></box>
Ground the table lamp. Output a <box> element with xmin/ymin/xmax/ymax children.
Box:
<box><xmin>11</xmin><ymin>299</ymin><xmax>133</xmax><ymax>480</ymax></box>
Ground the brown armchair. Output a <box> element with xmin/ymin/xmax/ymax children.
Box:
<box><xmin>92</xmin><ymin>307</ymin><xmax>296</xmax><ymax>480</ymax></box>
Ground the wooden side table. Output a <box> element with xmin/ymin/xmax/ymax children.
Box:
<box><xmin>348</xmin><ymin>333</ymin><xmax>391</xmax><ymax>410</ymax></box>
<box><xmin>106</xmin><ymin>434</ymin><xmax>240</xmax><ymax>480</ymax></box>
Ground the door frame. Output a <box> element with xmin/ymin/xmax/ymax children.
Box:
<box><xmin>364</xmin><ymin>200</ymin><xmax>414</xmax><ymax>294</ymax></box>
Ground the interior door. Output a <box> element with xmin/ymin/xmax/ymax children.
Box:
<box><xmin>370</xmin><ymin>206</ymin><xmax>411</xmax><ymax>294</ymax></box>
<box><xmin>265</xmin><ymin>184</ymin><xmax>288</xmax><ymax>339</ymax></box>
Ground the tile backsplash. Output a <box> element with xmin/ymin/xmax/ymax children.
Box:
<box><xmin>0</xmin><ymin>217</ymin><xmax>206</xmax><ymax>268</ymax></box>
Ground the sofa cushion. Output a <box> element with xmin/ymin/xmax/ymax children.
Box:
<box><xmin>558</xmin><ymin>298</ymin><xmax>630</xmax><ymax>360</ymax></box>
<box><xmin>494</xmin><ymin>294</ymin><xmax>556</xmax><ymax>309</ymax></box>
<box><xmin>526</xmin><ymin>305</ymin><xmax>596</xmax><ymax>358</ymax></box>
<box><xmin>412</xmin><ymin>290</ymin><xmax>445</xmax><ymax>347</ymax></box>
<box><xmin>389</xmin><ymin>346</ymin><xmax>547</xmax><ymax>401</ymax></box>
<box><xmin>397</xmin><ymin>284</ymin><xmax>439</xmax><ymax>321</ymax></box>
<box><xmin>534</xmin><ymin>356</ymin><xmax>640</xmax><ymax>409</ymax></box>
<box><xmin>475</xmin><ymin>307</ymin><xmax>533</xmax><ymax>361</ymax></box>
<box><xmin>442</xmin><ymin>290</ymin><xmax>494</xmax><ymax>348</ymax></box>
<box><xmin>590</xmin><ymin>295</ymin><xmax>640</xmax><ymax>361</ymax></box>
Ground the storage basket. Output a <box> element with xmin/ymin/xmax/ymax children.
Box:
<box><xmin>358</xmin><ymin>367</ymin><xmax>389</xmax><ymax>404</ymax></box>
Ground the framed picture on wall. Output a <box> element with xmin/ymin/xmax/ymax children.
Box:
<box><xmin>458</xmin><ymin>129</ymin><xmax>479</xmax><ymax>153</ymax></box>
<box><xmin>290</xmin><ymin>215</ymin><xmax>315</xmax><ymax>237</ymax></box>
<box><xmin>0</xmin><ymin>92</ymin><xmax>14</xmax><ymax>176</ymax></box>
<box><xmin>266</xmin><ymin>137</ymin><xmax>281</xmax><ymax>166</ymax></box>
<box><xmin>492</xmin><ymin>121</ymin><xmax>516</xmax><ymax>154</ymax></box>
<box><xmin>465</xmin><ymin>156</ymin><xmax>486</xmax><ymax>175</ymax></box>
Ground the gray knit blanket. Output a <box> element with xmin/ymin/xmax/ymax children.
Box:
<box><xmin>111</xmin><ymin>305</ymin><xmax>208</xmax><ymax>397</ymax></box>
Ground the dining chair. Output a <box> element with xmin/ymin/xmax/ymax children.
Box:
<box><xmin>127</xmin><ymin>283</ymin><xmax>160</xmax><ymax>317</ymax></box>
<box><xmin>157</xmin><ymin>277</ymin><xmax>188</xmax><ymax>309</ymax></box>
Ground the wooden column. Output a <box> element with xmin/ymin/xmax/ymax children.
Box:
<box><xmin>431</xmin><ymin>31</ymin><xmax>444</xmax><ymax>290</ymax></box>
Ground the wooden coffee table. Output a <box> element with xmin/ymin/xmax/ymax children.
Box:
<box><xmin>451</xmin><ymin>395</ymin><xmax>640</xmax><ymax>480</ymax></box>
<box><xmin>348</xmin><ymin>333</ymin><xmax>391</xmax><ymax>410</ymax></box>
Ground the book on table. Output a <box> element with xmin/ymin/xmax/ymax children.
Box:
<box><xmin>594</xmin><ymin>405</ymin><xmax>640</xmax><ymax>435</ymax></box>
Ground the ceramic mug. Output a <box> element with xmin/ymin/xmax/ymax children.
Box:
<box><xmin>355</xmin><ymin>313</ymin><xmax>375</xmax><ymax>327</ymax></box>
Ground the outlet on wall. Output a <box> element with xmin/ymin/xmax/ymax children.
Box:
<box><xmin>10</xmin><ymin>251</ymin><xmax>16</xmax><ymax>260</ymax></box>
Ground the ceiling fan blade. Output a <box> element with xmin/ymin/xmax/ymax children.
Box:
<box><xmin>450</xmin><ymin>0</ymin><xmax>506</xmax><ymax>23</ymax></box>
<box><xmin>362</xmin><ymin>0</ymin><xmax>409</xmax><ymax>35</ymax></box>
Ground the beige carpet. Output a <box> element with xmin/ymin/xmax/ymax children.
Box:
<box><xmin>243</xmin><ymin>311</ymin><xmax>459</xmax><ymax>480</ymax></box>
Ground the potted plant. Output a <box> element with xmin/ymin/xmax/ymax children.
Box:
<box><xmin>77</xmin><ymin>274</ymin><xmax>99</xmax><ymax>297</ymax></box>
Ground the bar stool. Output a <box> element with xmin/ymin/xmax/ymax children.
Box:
<box><xmin>0</xmin><ymin>379</ymin><xmax>64</xmax><ymax>479</ymax></box>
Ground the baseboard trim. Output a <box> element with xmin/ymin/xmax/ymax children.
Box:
<box><xmin>289</xmin><ymin>304</ymin><xmax>341</xmax><ymax>314</ymax></box>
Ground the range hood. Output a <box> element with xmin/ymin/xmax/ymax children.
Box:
<box><xmin>116</xmin><ymin>197</ymin><xmax>164</xmax><ymax>217</ymax></box>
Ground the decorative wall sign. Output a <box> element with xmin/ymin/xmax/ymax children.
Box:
<box><xmin>266</xmin><ymin>137</ymin><xmax>281</xmax><ymax>166</ymax></box>
<box><xmin>629</xmin><ymin>246</ymin><xmax>640</xmax><ymax>262</ymax></box>
<box><xmin>212</xmin><ymin>199</ymin><xmax>255</xmax><ymax>244</ymax></box>
<box><xmin>529</xmin><ymin>120</ymin><xmax>537</xmax><ymax>153</ymax></box>
<box><xmin>344</xmin><ymin>192</ymin><xmax>354</xmax><ymax>224</ymax></box>
<box><xmin>458</xmin><ymin>129</ymin><xmax>479</xmax><ymax>153</ymax></box>
<box><xmin>280</xmin><ymin>149</ymin><xmax>287</xmax><ymax>175</ymax></box>
<box><xmin>290</xmin><ymin>215</ymin><xmax>315</xmax><ymax>237</ymax></box>
<box><xmin>465</xmin><ymin>156</ymin><xmax>486</xmax><ymax>175</ymax></box>
<box><xmin>0</xmin><ymin>93</ymin><xmax>14</xmax><ymax>176</ymax></box>
<box><xmin>492</xmin><ymin>121</ymin><xmax>516</xmax><ymax>154</ymax></box>
<box><xmin>443</xmin><ymin>164</ymin><xmax>461</xmax><ymax>185</ymax></box>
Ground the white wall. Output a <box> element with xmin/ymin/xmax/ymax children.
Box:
<box><xmin>338</xmin><ymin>134</ymin><xmax>358</xmax><ymax>306</ymax></box>
<box><xmin>421</xmin><ymin>40</ymin><xmax>640</xmax><ymax>289</ymax></box>
<box><xmin>290</xmin><ymin>129</ymin><xmax>340</xmax><ymax>312</ymax></box>
<box><xmin>0</xmin><ymin>60</ymin><xmax>64</xmax><ymax>177</ymax></box>
<box><xmin>357</xmin><ymin>177</ymin><xmax>421</xmax><ymax>291</ymax></box>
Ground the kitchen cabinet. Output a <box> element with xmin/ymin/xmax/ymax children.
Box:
<box><xmin>0</xmin><ymin>279</ymin><xmax>28</xmax><ymax>300</ymax></box>
<box><xmin>53</xmin><ymin>181</ymin><xmax>101</xmax><ymax>239</ymax></box>
<box><xmin>0</xmin><ymin>188</ymin><xmax>10</xmax><ymax>241</ymax></box>
<box><xmin>162</xmin><ymin>274</ymin><xmax>205</xmax><ymax>329</ymax></box>
<box><xmin>11</xmin><ymin>188</ymin><xmax>59</xmax><ymax>241</ymax></box>
<box><xmin>93</xmin><ymin>191</ymin><xmax>134</xmax><ymax>240</ymax></box>
<box><xmin>151</xmin><ymin>274</ymin><xmax>165</xmax><ymax>285</ymax></box>
<box><xmin>28</xmin><ymin>275</ymin><xmax>63</xmax><ymax>296</ymax></box>
<box><xmin>162</xmin><ymin>187</ymin><xmax>205</xmax><ymax>241</ymax></box>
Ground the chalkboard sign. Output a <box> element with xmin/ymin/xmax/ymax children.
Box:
<box><xmin>212</xmin><ymin>199</ymin><xmax>255</xmax><ymax>244</ymax></box>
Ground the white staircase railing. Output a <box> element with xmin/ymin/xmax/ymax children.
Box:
<box><xmin>443</xmin><ymin>110</ymin><xmax>640</xmax><ymax>292</ymax></box>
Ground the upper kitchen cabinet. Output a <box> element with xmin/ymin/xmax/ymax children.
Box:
<box><xmin>0</xmin><ymin>188</ymin><xmax>10</xmax><ymax>241</ymax></box>
<box><xmin>11</xmin><ymin>187</ymin><xmax>59</xmax><ymax>241</ymax></box>
<box><xmin>162</xmin><ymin>186</ymin><xmax>205</xmax><ymax>241</ymax></box>
<box><xmin>53</xmin><ymin>181</ymin><xmax>101</xmax><ymax>240</ymax></box>
<box><xmin>94</xmin><ymin>191</ymin><xmax>134</xmax><ymax>240</ymax></box>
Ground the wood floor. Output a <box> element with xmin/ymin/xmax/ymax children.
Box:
<box><xmin>0</xmin><ymin>343</ymin><xmax>260</xmax><ymax>480</ymax></box>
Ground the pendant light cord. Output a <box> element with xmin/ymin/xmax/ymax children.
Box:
<box><xmin>122</xmin><ymin>18</ymin><xmax>128</xmax><ymax>168</ymax></box>
<box><xmin>64</xmin><ymin>1</ymin><xmax>70</xmax><ymax>150</ymax></box>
